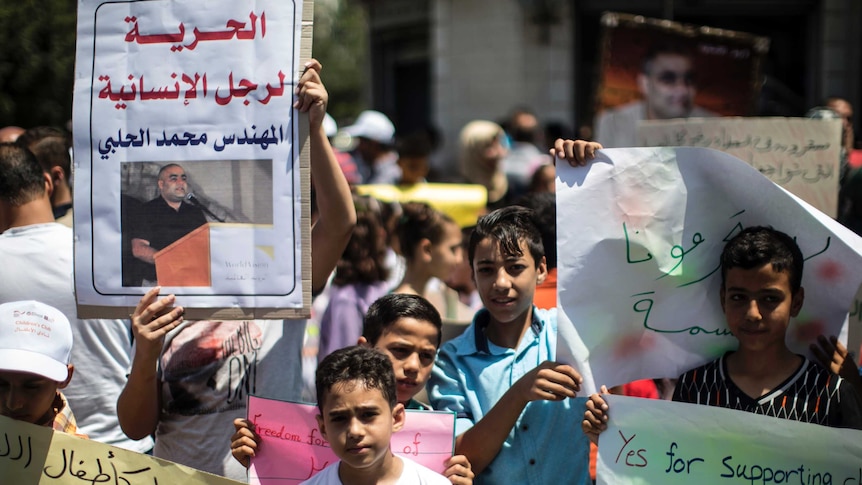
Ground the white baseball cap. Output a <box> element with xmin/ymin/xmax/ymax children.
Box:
<box><xmin>341</xmin><ymin>110</ymin><xmax>395</xmax><ymax>145</ymax></box>
<box><xmin>323</xmin><ymin>113</ymin><xmax>338</xmax><ymax>138</ymax></box>
<box><xmin>0</xmin><ymin>301</ymin><xmax>73</xmax><ymax>382</ymax></box>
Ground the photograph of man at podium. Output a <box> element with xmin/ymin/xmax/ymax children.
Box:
<box><xmin>121</xmin><ymin>159</ymin><xmax>274</xmax><ymax>288</ymax></box>
<box><xmin>128</xmin><ymin>163</ymin><xmax>207</xmax><ymax>286</ymax></box>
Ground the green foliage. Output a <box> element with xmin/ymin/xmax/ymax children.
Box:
<box><xmin>312</xmin><ymin>0</ymin><xmax>368</xmax><ymax>124</ymax></box>
<box><xmin>0</xmin><ymin>2</ymin><xmax>77</xmax><ymax>128</ymax></box>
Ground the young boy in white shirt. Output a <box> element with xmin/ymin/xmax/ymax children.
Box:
<box><xmin>302</xmin><ymin>346</ymin><xmax>450</xmax><ymax>485</ymax></box>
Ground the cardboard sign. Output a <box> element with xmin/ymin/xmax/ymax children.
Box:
<box><xmin>0</xmin><ymin>415</ymin><xmax>242</xmax><ymax>485</ymax></box>
<box><xmin>638</xmin><ymin>117</ymin><xmax>843</xmax><ymax>216</ymax></box>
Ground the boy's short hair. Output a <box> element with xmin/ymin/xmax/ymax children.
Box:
<box><xmin>468</xmin><ymin>205</ymin><xmax>544</xmax><ymax>268</ymax></box>
<box><xmin>363</xmin><ymin>293</ymin><xmax>443</xmax><ymax>347</ymax></box>
<box><xmin>315</xmin><ymin>346</ymin><xmax>397</xmax><ymax>413</ymax></box>
<box><xmin>0</xmin><ymin>300</ymin><xmax>72</xmax><ymax>381</ymax></box>
<box><xmin>720</xmin><ymin>226</ymin><xmax>804</xmax><ymax>292</ymax></box>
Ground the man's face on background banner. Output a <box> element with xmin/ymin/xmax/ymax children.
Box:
<box><xmin>639</xmin><ymin>53</ymin><xmax>696</xmax><ymax>120</ymax></box>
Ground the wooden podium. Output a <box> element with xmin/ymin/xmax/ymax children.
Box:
<box><xmin>154</xmin><ymin>223</ymin><xmax>212</xmax><ymax>286</ymax></box>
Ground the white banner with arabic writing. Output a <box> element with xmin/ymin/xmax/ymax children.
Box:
<box><xmin>556</xmin><ymin>147</ymin><xmax>862</xmax><ymax>394</ymax></box>
<box><xmin>637</xmin><ymin>117</ymin><xmax>842</xmax><ymax>217</ymax></box>
<box><xmin>72</xmin><ymin>0</ymin><xmax>306</xmax><ymax>316</ymax></box>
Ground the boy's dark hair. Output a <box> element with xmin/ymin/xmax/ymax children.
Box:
<box><xmin>720</xmin><ymin>226</ymin><xmax>804</xmax><ymax>293</ymax></box>
<box><xmin>468</xmin><ymin>205</ymin><xmax>544</xmax><ymax>268</ymax></box>
<box><xmin>396</xmin><ymin>202</ymin><xmax>455</xmax><ymax>262</ymax></box>
<box><xmin>0</xmin><ymin>142</ymin><xmax>46</xmax><ymax>206</ymax></box>
<box><xmin>315</xmin><ymin>346</ymin><xmax>397</xmax><ymax>413</ymax></box>
<box><xmin>363</xmin><ymin>293</ymin><xmax>442</xmax><ymax>347</ymax></box>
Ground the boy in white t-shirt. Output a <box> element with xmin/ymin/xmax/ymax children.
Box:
<box><xmin>232</xmin><ymin>345</ymin><xmax>450</xmax><ymax>484</ymax></box>
<box><xmin>232</xmin><ymin>294</ymin><xmax>473</xmax><ymax>483</ymax></box>
<box><xmin>305</xmin><ymin>346</ymin><xmax>449</xmax><ymax>485</ymax></box>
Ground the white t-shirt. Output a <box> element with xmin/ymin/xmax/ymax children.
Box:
<box><xmin>300</xmin><ymin>456</ymin><xmax>450</xmax><ymax>485</ymax></box>
<box><xmin>152</xmin><ymin>318</ymin><xmax>306</xmax><ymax>481</ymax></box>
<box><xmin>0</xmin><ymin>223</ymin><xmax>152</xmax><ymax>453</ymax></box>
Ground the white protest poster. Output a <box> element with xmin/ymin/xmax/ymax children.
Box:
<box><xmin>638</xmin><ymin>117</ymin><xmax>843</xmax><ymax>217</ymax></box>
<box><xmin>72</xmin><ymin>0</ymin><xmax>312</xmax><ymax>319</ymax></box>
<box><xmin>597</xmin><ymin>395</ymin><xmax>862</xmax><ymax>484</ymax></box>
<box><xmin>0</xmin><ymin>415</ymin><xmax>243</xmax><ymax>484</ymax></box>
<box><xmin>556</xmin><ymin>147</ymin><xmax>862</xmax><ymax>394</ymax></box>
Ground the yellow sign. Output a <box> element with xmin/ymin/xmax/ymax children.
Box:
<box><xmin>355</xmin><ymin>183</ymin><xmax>487</xmax><ymax>228</ymax></box>
<box><xmin>0</xmin><ymin>415</ymin><xmax>242</xmax><ymax>485</ymax></box>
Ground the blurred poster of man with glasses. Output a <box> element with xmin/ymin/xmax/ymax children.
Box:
<box><xmin>595</xmin><ymin>43</ymin><xmax>718</xmax><ymax>148</ymax></box>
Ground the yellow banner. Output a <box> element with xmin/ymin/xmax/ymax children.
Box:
<box><xmin>0</xmin><ymin>415</ymin><xmax>241</xmax><ymax>485</ymax></box>
<box><xmin>355</xmin><ymin>183</ymin><xmax>487</xmax><ymax>228</ymax></box>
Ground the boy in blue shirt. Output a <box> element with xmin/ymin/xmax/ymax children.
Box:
<box><xmin>427</xmin><ymin>204</ymin><xmax>592</xmax><ymax>484</ymax></box>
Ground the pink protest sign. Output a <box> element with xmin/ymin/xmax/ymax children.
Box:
<box><xmin>247</xmin><ymin>395</ymin><xmax>456</xmax><ymax>485</ymax></box>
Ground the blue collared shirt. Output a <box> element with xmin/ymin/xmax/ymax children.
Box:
<box><xmin>428</xmin><ymin>307</ymin><xmax>590</xmax><ymax>485</ymax></box>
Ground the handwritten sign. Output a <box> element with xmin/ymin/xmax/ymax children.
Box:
<box><xmin>0</xmin><ymin>415</ymin><xmax>241</xmax><ymax>484</ymax></box>
<box><xmin>638</xmin><ymin>117</ymin><xmax>843</xmax><ymax>217</ymax></box>
<box><xmin>597</xmin><ymin>395</ymin><xmax>862</xmax><ymax>484</ymax></box>
<box><xmin>555</xmin><ymin>147</ymin><xmax>862</xmax><ymax>394</ymax></box>
<box><xmin>354</xmin><ymin>183</ymin><xmax>487</xmax><ymax>229</ymax></box>
<box><xmin>247</xmin><ymin>396</ymin><xmax>456</xmax><ymax>485</ymax></box>
<box><xmin>72</xmin><ymin>0</ymin><xmax>311</xmax><ymax>319</ymax></box>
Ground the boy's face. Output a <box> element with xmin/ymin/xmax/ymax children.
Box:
<box><xmin>472</xmin><ymin>237</ymin><xmax>546</xmax><ymax>327</ymax></box>
<box><xmin>316</xmin><ymin>380</ymin><xmax>405</xmax><ymax>475</ymax></box>
<box><xmin>362</xmin><ymin>317</ymin><xmax>439</xmax><ymax>405</ymax></box>
<box><xmin>429</xmin><ymin>222</ymin><xmax>464</xmax><ymax>281</ymax></box>
<box><xmin>397</xmin><ymin>156</ymin><xmax>429</xmax><ymax>185</ymax></box>
<box><xmin>0</xmin><ymin>369</ymin><xmax>64</xmax><ymax>424</ymax></box>
<box><xmin>721</xmin><ymin>264</ymin><xmax>804</xmax><ymax>353</ymax></box>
